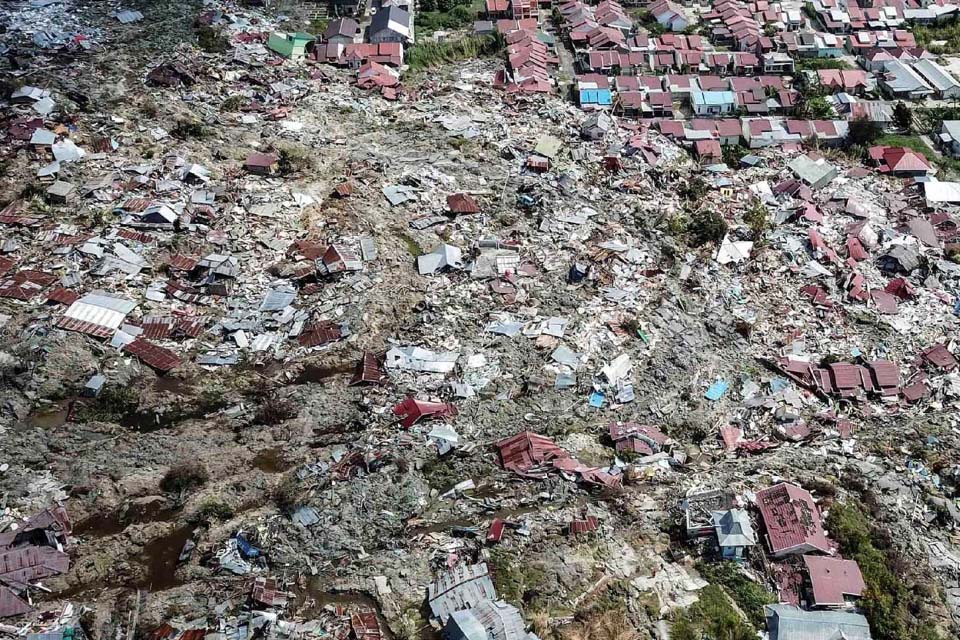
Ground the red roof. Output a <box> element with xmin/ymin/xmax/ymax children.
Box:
<box><xmin>803</xmin><ymin>556</ymin><xmax>865</xmax><ymax>606</ymax></box>
<box><xmin>755</xmin><ymin>483</ymin><xmax>831</xmax><ymax>556</ymax></box>
<box><xmin>496</xmin><ymin>431</ymin><xmax>569</xmax><ymax>474</ymax></box>
<box><xmin>447</xmin><ymin>193</ymin><xmax>481</xmax><ymax>214</ymax></box>
<box><xmin>392</xmin><ymin>396</ymin><xmax>458</xmax><ymax>428</ymax></box>
<box><xmin>123</xmin><ymin>339</ymin><xmax>182</xmax><ymax>372</ymax></box>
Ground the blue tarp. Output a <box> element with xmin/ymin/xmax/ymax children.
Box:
<box><xmin>705</xmin><ymin>380</ymin><xmax>730</xmax><ymax>401</ymax></box>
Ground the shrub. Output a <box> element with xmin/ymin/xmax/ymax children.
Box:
<box><xmin>847</xmin><ymin>116</ymin><xmax>883</xmax><ymax>147</ymax></box>
<box><xmin>688</xmin><ymin>210</ymin><xmax>728</xmax><ymax>247</ymax></box>
<box><xmin>160</xmin><ymin>462</ymin><xmax>209</xmax><ymax>494</ymax></box>
<box><xmin>197</xmin><ymin>26</ymin><xmax>229</xmax><ymax>53</ymax></box>
<box><xmin>276</xmin><ymin>141</ymin><xmax>315</xmax><ymax>175</ymax></box>
<box><xmin>172</xmin><ymin>118</ymin><xmax>208</xmax><ymax>140</ymax></box>
<box><xmin>77</xmin><ymin>385</ymin><xmax>139</xmax><ymax>423</ymax></box>
<box><xmin>272</xmin><ymin>474</ymin><xmax>302</xmax><ymax>513</ymax></box>
<box><xmin>743</xmin><ymin>200</ymin><xmax>769</xmax><ymax>240</ymax></box>
<box><xmin>190</xmin><ymin>497</ymin><xmax>234</xmax><ymax>525</ymax></box>
<box><xmin>254</xmin><ymin>395</ymin><xmax>298</xmax><ymax>425</ymax></box>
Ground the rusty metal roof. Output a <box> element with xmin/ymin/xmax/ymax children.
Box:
<box><xmin>351</xmin><ymin>351</ymin><xmax>387</xmax><ymax>385</ymax></box>
<box><xmin>123</xmin><ymin>339</ymin><xmax>183</xmax><ymax>372</ymax></box>
<box><xmin>496</xmin><ymin>431</ymin><xmax>569</xmax><ymax>474</ymax></box>
<box><xmin>298</xmin><ymin>321</ymin><xmax>343</xmax><ymax>348</ymax></box>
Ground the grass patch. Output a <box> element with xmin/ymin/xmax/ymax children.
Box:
<box><xmin>407</xmin><ymin>34</ymin><xmax>504</xmax><ymax>71</ymax></box>
<box><xmin>488</xmin><ymin>549</ymin><xmax>546</xmax><ymax>609</ymax></box>
<box><xmin>827</xmin><ymin>502</ymin><xmax>946</xmax><ymax>640</ymax></box>
<box><xmin>670</xmin><ymin>584</ymin><xmax>755</xmax><ymax>640</ymax></box>
<box><xmin>696</xmin><ymin>561</ymin><xmax>776</xmax><ymax>628</ymax></box>
<box><xmin>398</xmin><ymin>233</ymin><xmax>424</xmax><ymax>257</ymax></box>
<box><xmin>275</xmin><ymin>141</ymin><xmax>315</xmax><ymax>175</ymax></box>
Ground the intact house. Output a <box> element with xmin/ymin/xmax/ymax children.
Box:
<box><xmin>267</xmin><ymin>32</ymin><xmax>315</xmax><ymax>59</ymax></box>
<box><xmin>369</xmin><ymin>6</ymin><xmax>413</xmax><ymax>45</ymax></box>
<box><xmin>691</xmin><ymin>89</ymin><xmax>737</xmax><ymax>116</ymax></box>
<box><xmin>868</xmin><ymin>145</ymin><xmax>936</xmax><ymax>177</ymax></box>
<box><xmin>755</xmin><ymin>483</ymin><xmax>832</xmax><ymax>558</ymax></box>
<box><xmin>802</xmin><ymin>556</ymin><xmax>866</xmax><ymax>610</ymax></box>
<box><xmin>937</xmin><ymin>121</ymin><xmax>960</xmax><ymax>158</ymax></box>
<box><xmin>322</xmin><ymin>18</ymin><xmax>360</xmax><ymax>45</ymax></box>
<box><xmin>910</xmin><ymin>58</ymin><xmax>960</xmax><ymax>99</ymax></box>
<box><xmin>879</xmin><ymin>60</ymin><xmax>932</xmax><ymax>100</ymax></box>
<box><xmin>712</xmin><ymin>509</ymin><xmax>757</xmax><ymax>560</ymax></box>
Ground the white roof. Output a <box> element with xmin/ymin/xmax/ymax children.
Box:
<box><xmin>64</xmin><ymin>292</ymin><xmax>136</xmax><ymax>331</ymax></box>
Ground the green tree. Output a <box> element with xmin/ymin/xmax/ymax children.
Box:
<box><xmin>893</xmin><ymin>101</ymin><xmax>913</xmax><ymax>132</ymax></box>
<box><xmin>847</xmin><ymin>115</ymin><xmax>883</xmax><ymax>147</ymax></box>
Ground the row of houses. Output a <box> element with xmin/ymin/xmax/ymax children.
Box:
<box><xmin>810</xmin><ymin>0</ymin><xmax>959</xmax><ymax>33</ymax></box>
<box><xmin>576</xmin><ymin>73</ymin><xmax>800</xmax><ymax>115</ymax></box>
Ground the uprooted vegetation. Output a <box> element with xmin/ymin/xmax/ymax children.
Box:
<box><xmin>160</xmin><ymin>461</ymin><xmax>210</xmax><ymax>495</ymax></box>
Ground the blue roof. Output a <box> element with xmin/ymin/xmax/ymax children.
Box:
<box><xmin>691</xmin><ymin>89</ymin><xmax>736</xmax><ymax>106</ymax></box>
<box><xmin>579</xmin><ymin>89</ymin><xmax>612</xmax><ymax>105</ymax></box>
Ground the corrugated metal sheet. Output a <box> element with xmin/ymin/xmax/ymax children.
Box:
<box><xmin>428</xmin><ymin>562</ymin><xmax>496</xmax><ymax>621</ymax></box>
<box><xmin>123</xmin><ymin>339</ymin><xmax>182</xmax><ymax>372</ymax></box>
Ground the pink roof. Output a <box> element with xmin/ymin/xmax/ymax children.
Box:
<box><xmin>803</xmin><ymin>556</ymin><xmax>865</xmax><ymax>606</ymax></box>
<box><xmin>756</xmin><ymin>483</ymin><xmax>831</xmax><ymax>555</ymax></box>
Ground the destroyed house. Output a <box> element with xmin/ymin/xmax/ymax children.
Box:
<box><xmin>755</xmin><ymin>483</ymin><xmax>831</xmax><ymax>557</ymax></box>
<box><xmin>318</xmin><ymin>244</ymin><xmax>362</xmax><ymax>275</ymax></box>
<box><xmin>428</xmin><ymin>562</ymin><xmax>497</xmax><ymax>621</ymax></box>
<box><xmin>496</xmin><ymin>431</ymin><xmax>569</xmax><ymax>475</ymax></box>
<box><xmin>682</xmin><ymin>488</ymin><xmax>734</xmax><ymax>538</ymax></box>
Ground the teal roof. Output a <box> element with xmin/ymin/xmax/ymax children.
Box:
<box><xmin>580</xmin><ymin>89</ymin><xmax>612</xmax><ymax>105</ymax></box>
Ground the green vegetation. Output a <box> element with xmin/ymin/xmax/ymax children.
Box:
<box><xmin>893</xmin><ymin>101</ymin><xmax>913</xmax><ymax>132</ymax></box>
<box><xmin>631</xmin><ymin>9</ymin><xmax>666</xmax><ymax>36</ymax></box>
<box><xmin>407</xmin><ymin>34</ymin><xmax>504</xmax><ymax>70</ymax></box>
<box><xmin>722</xmin><ymin>144</ymin><xmax>748</xmax><ymax>169</ymax></box>
<box><xmin>275</xmin><ymin>141</ymin><xmax>315</xmax><ymax>175</ymax></box>
<box><xmin>795</xmin><ymin>57</ymin><xmax>851</xmax><ymax>71</ymax></box>
<box><xmin>77</xmin><ymin>385</ymin><xmax>140</xmax><ymax>423</ymax></box>
<box><xmin>220</xmin><ymin>95</ymin><xmax>244</xmax><ymax>112</ymax></box>
<box><xmin>190</xmin><ymin>497</ymin><xmax>235</xmax><ymax>525</ymax></box>
<box><xmin>272</xmin><ymin>473</ymin><xmax>302</xmax><ymax>514</ymax></box>
<box><xmin>488</xmin><ymin>549</ymin><xmax>547</xmax><ymax>608</ymax></box>
<box><xmin>671</xmin><ymin>585</ymin><xmax>755</xmax><ymax>640</ymax></box>
<box><xmin>743</xmin><ymin>200</ymin><xmax>770</xmax><ymax>241</ymax></box>
<box><xmin>827</xmin><ymin>502</ymin><xmax>946</xmax><ymax>640</ymax></box>
<box><xmin>171</xmin><ymin>118</ymin><xmax>209</xmax><ymax>140</ymax></box>
<box><xmin>847</xmin><ymin>116</ymin><xmax>884</xmax><ymax>147</ymax></box>
<box><xmin>914</xmin><ymin>21</ymin><xmax>960</xmax><ymax>53</ymax></box>
<box><xmin>196</xmin><ymin>25</ymin><xmax>230</xmax><ymax>53</ymax></box>
<box><xmin>797</xmin><ymin>95</ymin><xmax>834</xmax><ymax>120</ymax></box>
<box><xmin>416</xmin><ymin>0</ymin><xmax>474</xmax><ymax>33</ymax></box>
<box><xmin>696</xmin><ymin>562</ymin><xmax>777</xmax><ymax>628</ymax></box>
<box><xmin>253</xmin><ymin>394</ymin><xmax>298</xmax><ymax>425</ymax></box>
<box><xmin>160</xmin><ymin>461</ymin><xmax>209</xmax><ymax>494</ymax></box>
<box><xmin>688</xmin><ymin>210</ymin><xmax>729</xmax><ymax>247</ymax></box>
